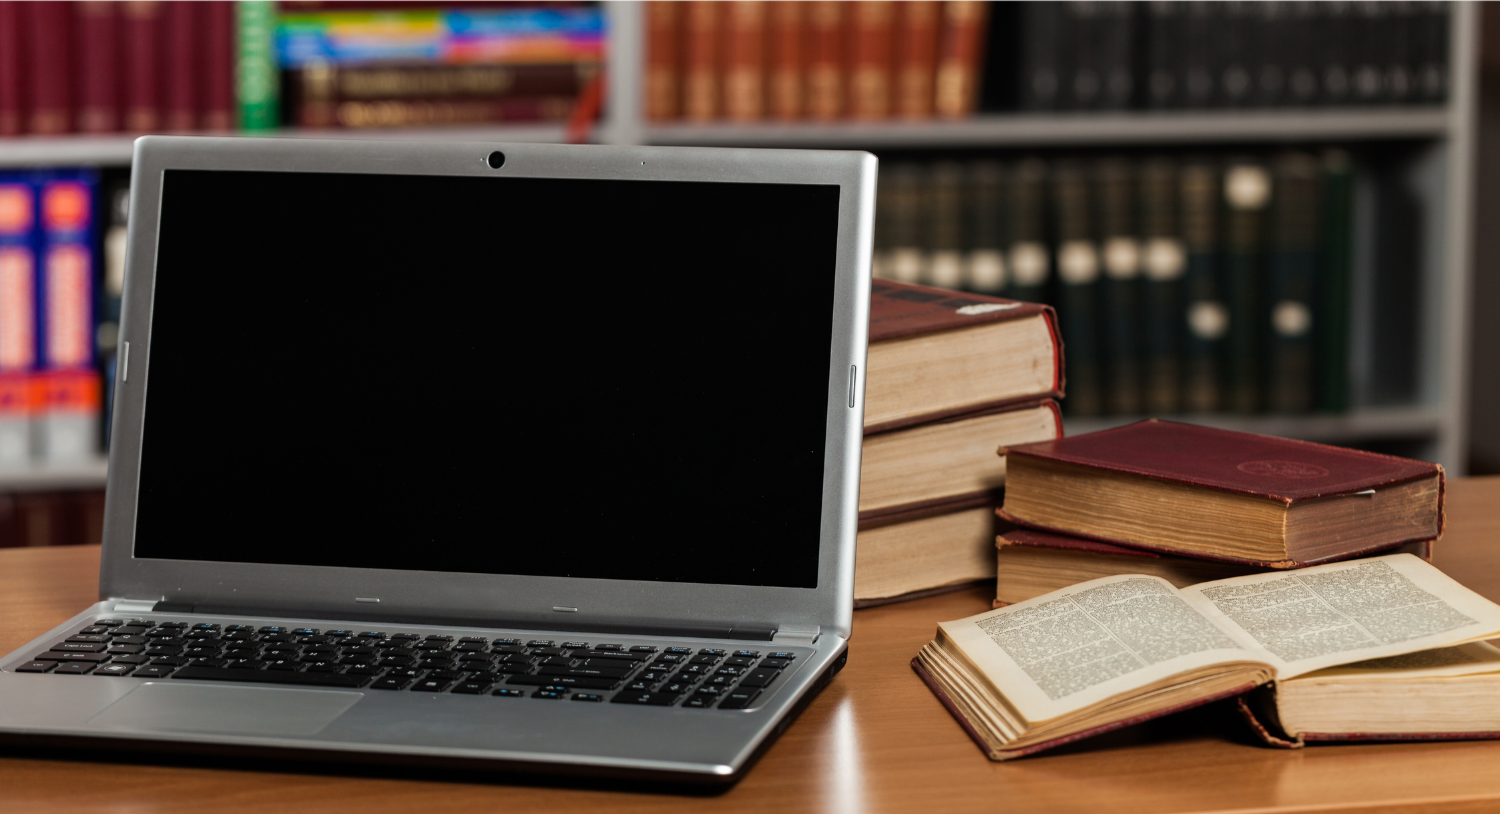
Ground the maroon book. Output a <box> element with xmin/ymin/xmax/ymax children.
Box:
<box><xmin>1000</xmin><ymin>419</ymin><xmax>1445</xmax><ymax>567</ymax></box>
<box><xmin>122</xmin><ymin>0</ymin><xmax>163</xmax><ymax>133</ymax></box>
<box><xmin>74</xmin><ymin>1</ymin><xmax>118</xmax><ymax>133</ymax></box>
<box><xmin>201</xmin><ymin>1</ymin><xmax>235</xmax><ymax>131</ymax></box>
<box><xmin>26</xmin><ymin>1</ymin><xmax>71</xmax><ymax>134</ymax></box>
<box><xmin>865</xmin><ymin>279</ymin><xmax>1063</xmax><ymax>434</ymax></box>
<box><xmin>163</xmin><ymin>1</ymin><xmax>197</xmax><ymax>131</ymax></box>
<box><xmin>0</xmin><ymin>1</ymin><xmax>22</xmax><ymax>136</ymax></box>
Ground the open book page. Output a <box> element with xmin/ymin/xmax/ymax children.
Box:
<box><xmin>1180</xmin><ymin>554</ymin><xmax>1500</xmax><ymax>680</ymax></box>
<box><xmin>1292</xmin><ymin>641</ymin><xmax>1500</xmax><ymax>681</ymax></box>
<box><xmin>938</xmin><ymin>573</ymin><xmax>1259</xmax><ymax>724</ymax></box>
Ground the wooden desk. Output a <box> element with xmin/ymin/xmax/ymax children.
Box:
<box><xmin>4</xmin><ymin>479</ymin><xmax>1500</xmax><ymax>813</ymax></box>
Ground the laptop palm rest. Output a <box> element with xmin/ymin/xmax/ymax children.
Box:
<box><xmin>87</xmin><ymin>683</ymin><xmax>363</xmax><ymax>737</ymax></box>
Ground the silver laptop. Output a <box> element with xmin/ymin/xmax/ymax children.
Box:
<box><xmin>0</xmin><ymin>137</ymin><xmax>875</xmax><ymax>783</ymax></box>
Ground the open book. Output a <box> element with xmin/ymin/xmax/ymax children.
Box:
<box><xmin>913</xmin><ymin>554</ymin><xmax>1500</xmax><ymax>760</ymax></box>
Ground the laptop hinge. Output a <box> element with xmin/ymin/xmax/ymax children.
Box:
<box><xmin>772</xmin><ymin>624</ymin><xmax>820</xmax><ymax>644</ymax></box>
<box><xmin>110</xmin><ymin>599</ymin><xmax>161</xmax><ymax>614</ymax></box>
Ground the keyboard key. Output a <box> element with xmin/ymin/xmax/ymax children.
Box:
<box><xmin>52</xmin><ymin>641</ymin><xmax>107</xmax><ymax>653</ymax></box>
<box><xmin>93</xmin><ymin>619</ymin><xmax>124</xmax><ymax>627</ymax></box>
<box><xmin>491</xmin><ymin>688</ymin><xmax>525</xmax><ymax>697</ymax></box>
<box><xmin>409</xmin><ymin>678</ymin><xmax>454</xmax><ymax>692</ymax></box>
<box><xmin>357</xmin><ymin>631</ymin><xmax>386</xmax><ymax>639</ymax></box>
<box><xmin>628</xmin><ymin>645</ymin><xmax>658</xmax><ymax>653</ymax></box>
<box><xmin>110</xmin><ymin>635</ymin><xmax>148</xmax><ymax>646</ymax></box>
<box><xmin>69</xmin><ymin>633</ymin><xmax>109</xmax><ymax>643</ymax></box>
<box><xmin>658</xmin><ymin>681</ymin><xmax>693</xmax><ymax>695</ymax></box>
<box><xmin>458</xmin><ymin>636</ymin><xmax>487</xmax><ymax>644</ymax></box>
<box><xmin>345</xmin><ymin>665</ymin><xmax>382</xmax><ymax>676</ymax></box>
<box><xmin>532</xmin><ymin>690</ymin><xmax>566</xmax><ymax>699</ymax></box>
<box><xmin>561</xmin><ymin>642</ymin><xmax>589</xmax><ymax>649</ymax></box>
<box><xmin>663</xmin><ymin>647</ymin><xmax>693</xmax><ymax>655</ymax></box>
<box><xmin>41</xmin><ymin>651</ymin><xmax>112</xmax><ymax>663</ymax></box>
<box><xmin>738</xmin><ymin>668</ymin><xmax>780</xmax><ymax>688</ymax></box>
<box><xmin>291</xmin><ymin>628</ymin><xmax>318</xmax><ymax>636</ymax></box>
<box><xmin>610</xmin><ymin>691</ymin><xmax>678</xmax><ymax>706</ymax></box>
<box><xmin>717</xmin><ymin>689</ymin><xmax>760</xmax><ymax>709</ymax></box>
<box><xmin>93</xmin><ymin>664</ymin><xmax>136</xmax><ymax>677</ymax></box>
<box><xmin>108</xmin><ymin>645</ymin><xmax>145</xmax><ymax>655</ymax></box>
<box><xmin>450</xmin><ymin>680</ymin><xmax>493</xmax><ymax>694</ymax></box>
<box><xmin>733</xmin><ymin>650</ymin><xmax>760</xmax><ymax>658</ymax></box>
<box><xmin>54</xmin><ymin>663</ymin><xmax>95</xmax><ymax>675</ymax></box>
<box><xmin>492</xmin><ymin>638</ymin><xmax>521</xmax><ymax>646</ymax></box>
<box><xmin>712</xmin><ymin>666</ymin><xmax>746</xmax><ymax>677</ymax></box>
<box><xmin>369</xmin><ymin>678</ymin><xmax>408</xmax><ymax>690</ymax></box>
<box><xmin>579</xmin><ymin>653</ymin><xmax>645</xmax><ymax>664</ymax></box>
<box><xmin>693</xmin><ymin>685</ymin><xmax>724</xmax><ymax>697</ymax></box>
<box><xmin>454</xmin><ymin>642</ymin><xmax>487</xmax><ymax>652</ymax></box>
<box><xmin>571</xmin><ymin>693</ymin><xmax>603</xmax><ymax>702</ymax></box>
<box><xmin>326</xmin><ymin>630</ymin><xmax>353</xmax><ymax>638</ymax></box>
<box><xmin>150</xmin><ymin>657</ymin><xmax>188</xmax><ymax>666</ymax></box>
<box><xmin>110</xmin><ymin>654</ymin><xmax>151</xmax><ymax>665</ymax></box>
<box><xmin>15</xmin><ymin>661</ymin><xmax>54</xmax><ymax>673</ymax></box>
<box><xmin>538</xmin><ymin>665</ymin><xmax>630</xmax><ymax>679</ymax></box>
<box><xmin>680</xmin><ymin>664</ymin><xmax>710</xmax><ymax>676</ymax></box>
<box><xmin>698</xmin><ymin>649</ymin><xmax>726</xmax><ymax>656</ymax></box>
<box><xmin>536</xmin><ymin>656</ymin><xmax>573</xmax><ymax>667</ymax></box>
<box><xmin>682</xmin><ymin>695</ymin><xmax>715</xmax><ymax>708</ymax></box>
<box><xmin>527</xmin><ymin>640</ymin><xmax>555</xmax><ymax>648</ymax></box>
<box><xmin>594</xmin><ymin>644</ymin><xmax>624</xmax><ymax>651</ymax></box>
<box><xmin>725</xmin><ymin>657</ymin><xmax>757</xmax><ymax>668</ymax></box>
<box><xmin>168</xmin><ymin>667</ymin><xmax>368</xmax><ymax>687</ymax></box>
<box><xmin>530</xmin><ymin>647</ymin><xmax>566</xmax><ymax>656</ymax></box>
<box><xmin>132</xmin><ymin>665</ymin><xmax>175</xmax><ymax>679</ymax></box>
<box><xmin>767</xmin><ymin>652</ymin><xmax>796</xmax><ymax>660</ymax></box>
<box><xmin>192</xmin><ymin>623</ymin><xmax>221</xmax><ymax>631</ymax></box>
<box><xmin>258</xmin><ymin>626</ymin><xmax>287</xmax><ymax>633</ymax></box>
<box><xmin>761</xmin><ymin>658</ymin><xmax>792</xmax><ymax>670</ymax></box>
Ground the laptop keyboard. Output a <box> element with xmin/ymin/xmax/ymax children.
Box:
<box><xmin>9</xmin><ymin>618</ymin><xmax>805</xmax><ymax>709</ymax></box>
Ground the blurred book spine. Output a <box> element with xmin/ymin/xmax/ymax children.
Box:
<box><xmin>34</xmin><ymin>171</ymin><xmax>99</xmax><ymax>464</ymax></box>
<box><xmin>0</xmin><ymin>175</ymin><xmax>35</xmax><ymax>468</ymax></box>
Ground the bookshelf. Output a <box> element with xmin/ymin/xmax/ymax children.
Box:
<box><xmin>0</xmin><ymin>1</ymin><xmax>1479</xmax><ymax>489</ymax></box>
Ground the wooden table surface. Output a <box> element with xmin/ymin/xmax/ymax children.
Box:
<box><xmin>4</xmin><ymin>479</ymin><xmax>1500</xmax><ymax>813</ymax></box>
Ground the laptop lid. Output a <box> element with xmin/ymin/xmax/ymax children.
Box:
<box><xmin>99</xmin><ymin>137</ymin><xmax>874</xmax><ymax>642</ymax></box>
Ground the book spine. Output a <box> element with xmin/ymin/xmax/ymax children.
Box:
<box><xmin>0</xmin><ymin>2</ymin><xmax>20</xmax><ymax>136</ymax></box>
<box><xmin>1099</xmin><ymin>1</ymin><xmax>1135</xmax><ymax>110</ymax></box>
<box><xmin>1183</xmin><ymin>1</ymin><xmax>1215</xmax><ymax>108</ymax></box>
<box><xmin>1250</xmin><ymin>1</ymin><xmax>1284</xmax><ymax>108</ymax></box>
<box><xmin>1382</xmin><ymin>2</ymin><xmax>1414</xmax><ymax>105</ymax></box>
<box><xmin>965</xmin><ymin>160</ymin><xmax>1007</xmax><ymax>295</ymax></box>
<box><xmin>846</xmin><ymin>1</ymin><xmax>894</xmax><ymax>120</ymax></box>
<box><xmin>0</xmin><ymin>174</ymin><xmax>36</xmax><ymax>467</ymax></box>
<box><xmin>236</xmin><ymin>0</ymin><xmax>279</xmax><ymax>131</ymax></box>
<box><xmin>894</xmin><ymin>1</ymin><xmax>939</xmax><ymax>119</ymax></box>
<box><xmin>1350</xmin><ymin>1</ymin><xmax>1384</xmax><ymax>105</ymax></box>
<box><xmin>1264</xmin><ymin>153</ymin><xmax>1320</xmax><ymax>413</ymax></box>
<box><xmin>329</xmin><ymin>97</ymin><xmax>574</xmax><ymax>129</ymax></box>
<box><xmin>1320</xmin><ymin>1</ymin><xmax>1353</xmax><ymax>105</ymax></box>
<box><xmin>1222</xmin><ymin>160</ymin><xmax>1271</xmax><ymax>414</ymax></box>
<box><xmin>1097</xmin><ymin>158</ymin><xmax>1141</xmax><ymax>415</ymax></box>
<box><xmin>882</xmin><ymin>163</ymin><xmax>925</xmax><ymax>284</ymax></box>
<box><xmin>766</xmin><ymin>1</ymin><xmax>803</xmax><ymax>121</ymax></box>
<box><xmin>682</xmin><ymin>0</ymin><xmax>719</xmax><ymax>122</ymax></box>
<box><xmin>201</xmin><ymin>1</ymin><xmax>235</xmax><ymax>131</ymax></box>
<box><xmin>75</xmin><ymin>1</ymin><xmax>118</xmax><ymax>133</ymax></box>
<box><xmin>1285</xmin><ymin>2</ymin><xmax>1320</xmax><ymax>106</ymax></box>
<box><xmin>1139</xmin><ymin>157</ymin><xmax>1184</xmax><ymax>414</ymax></box>
<box><xmin>1060</xmin><ymin>2</ymin><xmax>1097</xmax><ymax>110</ymax></box>
<box><xmin>1180</xmin><ymin>161</ymin><xmax>1224</xmax><ymax>411</ymax></box>
<box><xmin>1018</xmin><ymin>2</ymin><xmax>1062</xmax><ymax>111</ymax></box>
<box><xmin>645</xmin><ymin>1</ymin><xmax>682</xmax><ymax>121</ymax></box>
<box><xmin>1054</xmin><ymin>160</ymin><xmax>1102</xmax><ymax>417</ymax></box>
<box><xmin>925</xmin><ymin>161</ymin><xmax>965</xmax><ymax>290</ymax></box>
<box><xmin>123</xmin><ymin>0</ymin><xmax>163</xmax><ymax>132</ymax></box>
<box><xmin>934</xmin><ymin>0</ymin><xmax>987</xmax><ymax>119</ymax></box>
<box><xmin>722</xmin><ymin>1</ymin><xmax>766</xmax><ymax>122</ymax></box>
<box><xmin>1316</xmin><ymin>150</ymin><xmax>1354</xmax><ymax>413</ymax></box>
<box><xmin>27</xmin><ymin>1</ymin><xmax>71</xmax><ymax>134</ymax></box>
<box><xmin>1144</xmin><ymin>1</ymin><xmax>1179</xmax><ymax>110</ymax></box>
<box><xmin>34</xmin><ymin>172</ymin><xmax>99</xmax><ymax>463</ymax></box>
<box><xmin>1415</xmin><ymin>2</ymin><xmax>1449</xmax><ymax>105</ymax></box>
<box><xmin>165</xmin><ymin>0</ymin><xmax>198</xmax><ymax>131</ymax></box>
<box><xmin>1216</xmin><ymin>1</ymin><xmax>1253</xmax><ymax>107</ymax></box>
<box><xmin>290</xmin><ymin>63</ymin><xmax>587</xmax><ymax>103</ymax></box>
<box><xmin>804</xmin><ymin>1</ymin><xmax>844</xmax><ymax>120</ymax></box>
<box><xmin>1006</xmin><ymin>158</ymin><xmax>1051</xmax><ymax>304</ymax></box>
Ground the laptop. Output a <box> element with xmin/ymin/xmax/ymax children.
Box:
<box><xmin>0</xmin><ymin>136</ymin><xmax>875</xmax><ymax>783</ymax></box>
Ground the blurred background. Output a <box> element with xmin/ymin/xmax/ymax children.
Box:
<box><xmin>0</xmin><ymin>0</ymin><xmax>1490</xmax><ymax>546</ymax></box>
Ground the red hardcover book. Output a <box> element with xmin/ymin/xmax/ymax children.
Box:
<box><xmin>164</xmin><ymin>1</ymin><xmax>198</xmax><ymax>131</ymax></box>
<box><xmin>1000</xmin><ymin>419</ymin><xmax>1445</xmax><ymax>567</ymax></box>
<box><xmin>644</xmin><ymin>1</ymin><xmax>681</xmax><ymax>121</ymax></box>
<box><xmin>201</xmin><ymin>1</ymin><xmax>235</xmax><ymax>131</ymax></box>
<box><xmin>122</xmin><ymin>0</ymin><xmax>164</xmax><ymax>133</ymax></box>
<box><xmin>681</xmin><ymin>1</ymin><xmax>719</xmax><ymax>122</ymax></box>
<box><xmin>26</xmin><ymin>1</ymin><xmax>71</xmax><ymax>134</ymax></box>
<box><xmin>766</xmin><ymin>0</ymin><xmax>803</xmax><ymax>120</ymax></box>
<box><xmin>721</xmin><ymin>1</ymin><xmax>766</xmax><ymax>122</ymax></box>
<box><xmin>804</xmin><ymin>0</ymin><xmax>844</xmax><ymax>120</ymax></box>
<box><xmin>0</xmin><ymin>1</ymin><xmax>22</xmax><ymax>136</ymax></box>
<box><xmin>846</xmin><ymin>1</ymin><xmax>894</xmax><ymax>120</ymax></box>
<box><xmin>74</xmin><ymin>1</ymin><xmax>118</xmax><ymax>133</ymax></box>
<box><xmin>933</xmin><ymin>0</ymin><xmax>987</xmax><ymax>119</ymax></box>
<box><xmin>865</xmin><ymin>279</ymin><xmax>1062</xmax><ymax>433</ymax></box>
<box><xmin>893</xmin><ymin>0</ymin><xmax>939</xmax><ymax>119</ymax></box>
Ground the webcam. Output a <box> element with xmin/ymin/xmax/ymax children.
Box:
<box><xmin>486</xmin><ymin>151</ymin><xmax>506</xmax><ymax>169</ymax></box>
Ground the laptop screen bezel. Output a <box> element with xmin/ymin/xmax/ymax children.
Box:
<box><xmin>98</xmin><ymin>137</ymin><xmax>872</xmax><ymax>641</ymax></box>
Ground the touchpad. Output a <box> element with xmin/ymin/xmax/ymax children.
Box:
<box><xmin>87</xmin><ymin>682</ymin><xmax>363</xmax><ymax>737</ymax></box>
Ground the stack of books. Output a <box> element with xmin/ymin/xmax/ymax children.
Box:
<box><xmin>914</xmin><ymin>421</ymin><xmax>1500</xmax><ymax>761</ymax></box>
<box><xmin>853</xmin><ymin>279</ymin><xmax>1062</xmax><ymax>607</ymax></box>
<box><xmin>992</xmin><ymin>419</ymin><xmax>1445</xmax><ymax>607</ymax></box>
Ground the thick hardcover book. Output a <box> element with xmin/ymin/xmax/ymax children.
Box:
<box><xmin>27</xmin><ymin>1</ymin><xmax>71</xmax><ymax>134</ymax></box>
<box><xmin>0</xmin><ymin>175</ymin><xmax>35</xmax><ymax>466</ymax></box>
<box><xmin>846</xmin><ymin>1</ymin><xmax>893</xmax><ymax>120</ymax></box>
<box><xmin>201</xmin><ymin>1</ymin><xmax>234</xmax><ymax>131</ymax></box>
<box><xmin>682</xmin><ymin>1</ymin><xmax>719</xmax><ymax>121</ymax></box>
<box><xmin>865</xmin><ymin>279</ymin><xmax>1063</xmax><ymax>433</ymax></box>
<box><xmin>1097</xmin><ymin>158</ymin><xmax>1141</xmax><ymax>415</ymax></box>
<box><xmin>1139</xmin><ymin>157</ymin><xmax>1182</xmax><ymax>413</ymax></box>
<box><xmin>123</xmin><ymin>0</ymin><xmax>163</xmax><ymax>132</ymax></box>
<box><xmin>236</xmin><ymin>1</ymin><xmax>278</xmax><ymax>131</ymax></box>
<box><xmin>933</xmin><ymin>0</ymin><xmax>986</xmax><ymax>119</ymax></box>
<box><xmin>1265</xmin><ymin>153</ymin><xmax>1319</xmax><ymax>413</ymax></box>
<box><xmin>645</xmin><ymin>1</ymin><xmax>681</xmax><ymax>121</ymax></box>
<box><xmin>855</xmin><ymin>497</ymin><xmax>1005</xmax><ymax>608</ymax></box>
<box><xmin>805</xmin><ymin>1</ymin><xmax>844</xmax><ymax>120</ymax></box>
<box><xmin>766</xmin><ymin>0</ymin><xmax>803</xmax><ymax>120</ymax></box>
<box><xmin>1000</xmin><ymin>419</ymin><xmax>1444</xmax><ymax>567</ymax></box>
<box><xmin>1222</xmin><ymin>160</ymin><xmax>1269</xmax><ymax>413</ymax></box>
<box><xmin>288</xmin><ymin>63</ymin><xmax>587</xmax><ymax>127</ymax></box>
<box><xmin>1051</xmin><ymin>160</ymin><xmax>1101</xmax><ymax>417</ymax></box>
<box><xmin>75</xmin><ymin>1</ymin><xmax>118</xmax><ymax>133</ymax></box>
<box><xmin>1179</xmin><ymin>160</ymin><xmax>1223</xmax><ymax>411</ymax></box>
<box><xmin>893</xmin><ymin>0</ymin><xmax>938</xmax><ymax>119</ymax></box>
<box><xmin>0</xmin><ymin>2</ymin><xmax>20</xmax><ymax>136</ymax></box>
<box><xmin>917</xmin><ymin>555</ymin><xmax>1500</xmax><ymax>761</ymax></box>
<box><xmin>722</xmin><ymin>0</ymin><xmax>766</xmax><ymax>122</ymax></box>
<box><xmin>165</xmin><ymin>1</ymin><xmax>198</xmax><ymax>131</ymax></box>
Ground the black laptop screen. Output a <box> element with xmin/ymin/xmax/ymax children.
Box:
<box><xmin>131</xmin><ymin>169</ymin><xmax>841</xmax><ymax>589</ymax></box>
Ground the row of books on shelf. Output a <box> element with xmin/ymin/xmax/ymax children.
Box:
<box><xmin>0</xmin><ymin>2</ymin><xmax>603</xmax><ymax>137</ymax></box>
<box><xmin>872</xmin><ymin>150</ymin><xmax>1354</xmax><ymax>417</ymax></box>
<box><xmin>0</xmin><ymin>169</ymin><xmax>119</xmax><ymax>469</ymax></box>
<box><xmin>0</xmin><ymin>488</ymin><xmax>104</xmax><ymax>548</ymax></box>
<box><xmin>1017</xmin><ymin>0</ymin><xmax>1450</xmax><ymax>112</ymax></box>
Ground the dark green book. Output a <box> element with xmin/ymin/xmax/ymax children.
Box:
<box><xmin>236</xmin><ymin>1</ymin><xmax>280</xmax><ymax>130</ymax></box>
<box><xmin>1096</xmin><ymin>158</ymin><xmax>1141</xmax><ymax>415</ymax></box>
<box><xmin>1264</xmin><ymin>152</ymin><xmax>1320</xmax><ymax>413</ymax></box>
<box><xmin>1053</xmin><ymin>159</ymin><xmax>1102</xmax><ymax>417</ymax></box>
<box><xmin>926</xmin><ymin>162</ymin><xmax>966</xmax><ymax>290</ymax></box>
<box><xmin>1317</xmin><ymin>150</ymin><xmax>1354</xmax><ymax>413</ymax></box>
<box><xmin>1222</xmin><ymin>159</ymin><xmax>1271</xmax><ymax>413</ymax></box>
<box><xmin>883</xmin><ymin>163</ymin><xmax>926</xmax><ymax>285</ymax></box>
<box><xmin>1179</xmin><ymin>160</ymin><xmax>1223</xmax><ymax>412</ymax></box>
<box><xmin>1006</xmin><ymin>158</ymin><xmax>1052</xmax><ymax>305</ymax></box>
<box><xmin>1139</xmin><ymin>157</ymin><xmax>1182</xmax><ymax>414</ymax></box>
<box><xmin>965</xmin><ymin>160</ymin><xmax>1008</xmax><ymax>295</ymax></box>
